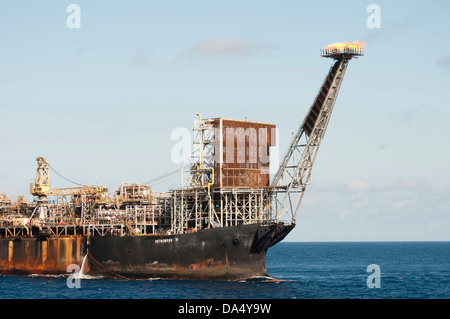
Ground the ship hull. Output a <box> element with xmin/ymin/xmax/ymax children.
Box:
<box><xmin>0</xmin><ymin>223</ymin><xmax>293</xmax><ymax>279</ymax></box>
<box><xmin>0</xmin><ymin>236</ymin><xmax>87</xmax><ymax>276</ymax></box>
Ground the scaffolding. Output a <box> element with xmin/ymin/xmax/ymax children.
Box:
<box><xmin>170</xmin><ymin>187</ymin><xmax>271</xmax><ymax>234</ymax></box>
<box><xmin>170</xmin><ymin>116</ymin><xmax>277</xmax><ymax>235</ymax></box>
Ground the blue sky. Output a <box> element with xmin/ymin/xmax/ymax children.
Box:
<box><xmin>1</xmin><ymin>1</ymin><xmax>449</xmax><ymax>241</ymax></box>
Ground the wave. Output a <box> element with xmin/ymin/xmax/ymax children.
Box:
<box><xmin>232</xmin><ymin>275</ymin><xmax>295</xmax><ymax>283</ymax></box>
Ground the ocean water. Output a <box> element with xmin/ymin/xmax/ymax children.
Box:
<box><xmin>1</xmin><ymin>242</ymin><xmax>449</xmax><ymax>299</ymax></box>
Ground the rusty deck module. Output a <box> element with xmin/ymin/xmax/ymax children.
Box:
<box><xmin>0</xmin><ymin>43</ymin><xmax>364</xmax><ymax>279</ymax></box>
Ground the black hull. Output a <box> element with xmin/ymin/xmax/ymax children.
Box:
<box><xmin>86</xmin><ymin>223</ymin><xmax>293</xmax><ymax>280</ymax></box>
<box><xmin>0</xmin><ymin>223</ymin><xmax>293</xmax><ymax>280</ymax></box>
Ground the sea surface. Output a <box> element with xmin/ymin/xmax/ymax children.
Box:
<box><xmin>1</xmin><ymin>241</ymin><xmax>449</xmax><ymax>299</ymax></box>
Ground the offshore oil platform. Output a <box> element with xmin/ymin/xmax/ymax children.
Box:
<box><xmin>0</xmin><ymin>42</ymin><xmax>365</xmax><ymax>279</ymax></box>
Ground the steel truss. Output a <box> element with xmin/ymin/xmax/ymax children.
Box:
<box><xmin>170</xmin><ymin>187</ymin><xmax>271</xmax><ymax>234</ymax></box>
<box><xmin>271</xmin><ymin>58</ymin><xmax>350</xmax><ymax>224</ymax></box>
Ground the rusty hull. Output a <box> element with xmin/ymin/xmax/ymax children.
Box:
<box><xmin>0</xmin><ymin>237</ymin><xmax>86</xmax><ymax>275</ymax></box>
<box><xmin>0</xmin><ymin>223</ymin><xmax>293</xmax><ymax>279</ymax></box>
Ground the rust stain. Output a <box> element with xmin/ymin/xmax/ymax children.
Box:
<box><xmin>42</xmin><ymin>240</ymin><xmax>47</xmax><ymax>263</ymax></box>
<box><xmin>1</xmin><ymin>237</ymin><xmax>85</xmax><ymax>275</ymax></box>
<box><xmin>90</xmin><ymin>257</ymin><xmax>229</xmax><ymax>280</ymax></box>
<box><xmin>8</xmin><ymin>241</ymin><xmax>13</xmax><ymax>263</ymax></box>
<box><xmin>76</xmin><ymin>238</ymin><xmax>80</xmax><ymax>262</ymax></box>
<box><xmin>54</xmin><ymin>238</ymin><xmax>60</xmax><ymax>267</ymax></box>
<box><xmin>187</xmin><ymin>258</ymin><xmax>227</xmax><ymax>278</ymax></box>
<box><xmin>65</xmin><ymin>238</ymin><xmax>72</xmax><ymax>268</ymax></box>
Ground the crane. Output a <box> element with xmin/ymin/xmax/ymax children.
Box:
<box><xmin>30</xmin><ymin>157</ymin><xmax>108</xmax><ymax>220</ymax></box>
<box><xmin>271</xmin><ymin>41</ymin><xmax>365</xmax><ymax>224</ymax></box>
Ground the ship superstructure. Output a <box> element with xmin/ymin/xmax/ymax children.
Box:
<box><xmin>0</xmin><ymin>42</ymin><xmax>364</xmax><ymax>279</ymax></box>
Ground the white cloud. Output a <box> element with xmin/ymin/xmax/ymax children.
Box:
<box><xmin>338</xmin><ymin>200</ymin><xmax>371</xmax><ymax>219</ymax></box>
<box><xmin>339</xmin><ymin>209</ymin><xmax>355</xmax><ymax>219</ymax></box>
<box><xmin>394</xmin><ymin>199</ymin><xmax>414</xmax><ymax>210</ymax></box>
<box><xmin>187</xmin><ymin>37</ymin><xmax>277</xmax><ymax>59</ymax></box>
<box><xmin>341</xmin><ymin>176</ymin><xmax>430</xmax><ymax>194</ymax></box>
<box><xmin>296</xmin><ymin>175</ymin><xmax>450</xmax><ymax>240</ymax></box>
<box><xmin>378</xmin><ymin>176</ymin><xmax>431</xmax><ymax>191</ymax></box>
<box><xmin>352</xmin><ymin>199</ymin><xmax>370</xmax><ymax>210</ymax></box>
<box><xmin>301</xmin><ymin>193</ymin><xmax>322</xmax><ymax>207</ymax></box>
<box><xmin>346</xmin><ymin>178</ymin><xmax>371</xmax><ymax>192</ymax></box>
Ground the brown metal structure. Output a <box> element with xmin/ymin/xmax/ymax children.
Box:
<box><xmin>213</xmin><ymin>118</ymin><xmax>276</xmax><ymax>188</ymax></box>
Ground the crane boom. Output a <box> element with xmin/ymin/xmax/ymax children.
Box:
<box><xmin>29</xmin><ymin>156</ymin><xmax>108</xmax><ymax>220</ymax></box>
<box><xmin>271</xmin><ymin>42</ymin><xmax>364</xmax><ymax>224</ymax></box>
